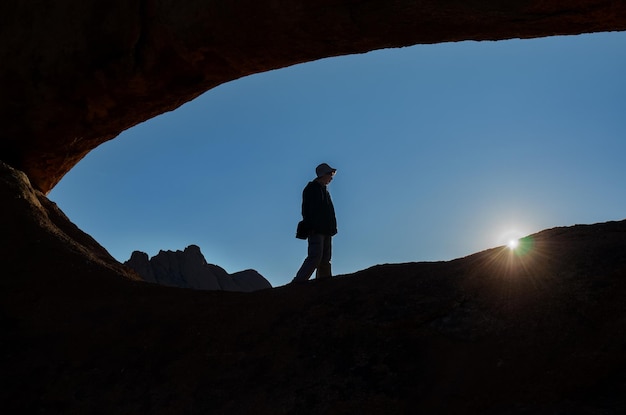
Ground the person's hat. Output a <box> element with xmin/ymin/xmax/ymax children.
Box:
<box><xmin>316</xmin><ymin>163</ymin><xmax>337</xmax><ymax>177</ymax></box>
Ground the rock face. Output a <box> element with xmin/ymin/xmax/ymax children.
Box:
<box><xmin>1</xmin><ymin>1</ymin><xmax>626</xmax><ymax>193</ymax></box>
<box><xmin>2</xmin><ymin>3</ymin><xmax>626</xmax><ymax>413</ymax></box>
<box><xmin>2</xmin><ymin>162</ymin><xmax>626</xmax><ymax>413</ymax></box>
<box><xmin>0</xmin><ymin>160</ymin><xmax>139</xmax><ymax>282</ymax></box>
<box><xmin>124</xmin><ymin>245</ymin><xmax>272</xmax><ymax>292</ymax></box>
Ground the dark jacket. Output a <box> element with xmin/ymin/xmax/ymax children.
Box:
<box><xmin>301</xmin><ymin>180</ymin><xmax>337</xmax><ymax>236</ymax></box>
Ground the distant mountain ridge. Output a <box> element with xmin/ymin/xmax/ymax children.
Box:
<box><xmin>124</xmin><ymin>244</ymin><xmax>272</xmax><ymax>292</ymax></box>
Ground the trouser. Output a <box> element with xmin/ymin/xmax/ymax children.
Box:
<box><xmin>293</xmin><ymin>233</ymin><xmax>332</xmax><ymax>282</ymax></box>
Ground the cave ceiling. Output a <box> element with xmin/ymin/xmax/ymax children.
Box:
<box><xmin>1</xmin><ymin>0</ymin><xmax>625</xmax><ymax>193</ymax></box>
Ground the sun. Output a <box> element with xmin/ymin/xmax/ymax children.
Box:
<box><xmin>497</xmin><ymin>226</ymin><xmax>535</xmax><ymax>257</ymax></box>
<box><xmin>507</xmin><ymin>239</ymin><xmax>520</xmax><ymax>250</ymax></box>
<box><xmin>498</xmin><ymin>227</ymin><xmax>529</xmax><ymax>250</ymax></box>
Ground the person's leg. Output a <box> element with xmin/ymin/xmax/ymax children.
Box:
<box><xmin>292</xmin><ymin>234</ymin><xmax>324</xmax><ymax>283</ymax></box>
<box><xmin>315</xmin><ymin>235</ymin><xmax>332</xmax><ymax>279</ymax></box>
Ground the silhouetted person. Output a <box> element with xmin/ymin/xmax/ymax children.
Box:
<box><xmin>292</xmin><ymin>163</ymin><xmax>338</xmax><ymax>283</ymax></box>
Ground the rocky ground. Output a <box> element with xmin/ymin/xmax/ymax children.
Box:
<box><xmin>2</xmin><ymin>162</ymin><xmax>626</xmax><ymax>414</ymax></box>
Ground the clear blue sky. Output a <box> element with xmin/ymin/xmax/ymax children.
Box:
<box><xmin>50</xmin><ymin>32</ymin><xmax>626</xmax><ymax>288</ymax></box>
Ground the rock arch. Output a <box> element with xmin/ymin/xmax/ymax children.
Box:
<box><xmin>1</xmin><ymin>0</ymin><xmax>626</xmax><ymax>193</ymax></box>
<box><xmin>2</xmin><ymin>4</ymin><xmax>626</xmax><ymax>411</ymax></box>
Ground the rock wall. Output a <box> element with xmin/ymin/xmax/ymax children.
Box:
<box><xmin>1</xmin><ymin>0</ymin><xmax>625</xmax><ymax>193</ymax></box>
<box><xmin>0</xmin><ymin>160</ymin><xmax>139</xmax><ymax>284</ymax></box>
<box><xmin>2</xmin><ymin>3</ymin><xmax>626</xmax><ymax>411</ymax></box>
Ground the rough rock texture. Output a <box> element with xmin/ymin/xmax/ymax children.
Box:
<box><xmin>2</xmin><ymin>2</ymin><xmax>626</xmax><ymax>413</ymax></box>
<box><xmin>125</xmin><ymin>245</ymin><xmax>272</xmax><ymax>292</ymax></box>
<box><xmin>1</xmin><ymin>0</ymin><xmax>626</xmax><ymax>192</ymax></box>
<box><xmin>0</xmin><ymin>161</ymin><xmax>138</xmax><ymax>282</ymax></box>
<box><xmin>2</xmin><ymin>159</ymin><xmax>626</xmax><ymax>414</ymax></box>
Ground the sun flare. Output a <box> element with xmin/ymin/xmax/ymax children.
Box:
<box><xmin>507</xmin><ymin>239</ymin><xmax>520</xmax><ymax>250</ymax></box>
<box><xmin>498</xmin><ymin>227</ymin><xmax>530</xmax><ymax>251</ymax></box>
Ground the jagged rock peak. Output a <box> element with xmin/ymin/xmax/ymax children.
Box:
<box><xmin>124</xmin><ymin>245</ymin><xmax>271</xmax><ymax>292</ymax></box>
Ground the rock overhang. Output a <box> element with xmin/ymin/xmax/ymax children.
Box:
<box><xmin>1</xmin><ymin>0</ymin><xmax>626</xmax><ymax>193</ymax></box>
